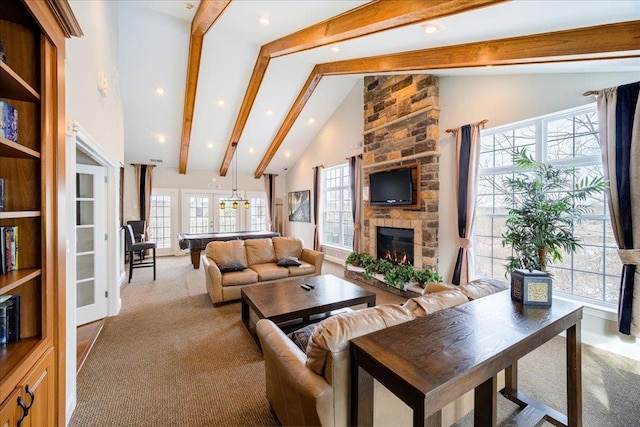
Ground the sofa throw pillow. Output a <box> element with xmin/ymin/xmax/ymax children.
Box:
<box><xmin>277</xmin><ymin>256</ymin><xmax>302</xmax><ymax>267</ymax></box>
<box><xmin>286</xmin><ymin>323</ymin><xmax>318</xmax><ymax>353</ymax></box>
<box><xmin>218</xmin><ymin>261</ymin><xmax>247</xmax><ymax>273</ymax></box>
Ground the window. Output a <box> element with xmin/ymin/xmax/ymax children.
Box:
<box><xmin>475</xmin><ymin>104</ymin><xmax>620</xmax><ymax>306</ymax></box>
<box><xmin>322</xmin><ymin>164</ymin><xmax>353</xmax><ymax>250</ymax></box>
<box><xmin>249</xmin><ymin>196</ymin><xmax>267</xmax><ymax>231</ymax></box>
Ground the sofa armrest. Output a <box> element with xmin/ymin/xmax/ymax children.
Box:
<box><xmin>202</xmin><ymin>255</ymin><xmax>223</xmax><ymax>305</ymax></box>
<box><xmin>301</xmin><ymin>248</ymin><xmax>324</xmax><ymax>275</ymax></box>
<box><xmin>257</xmin><ymin>319</ymin><xmax>333</xmax><ymax>427</ymax></box>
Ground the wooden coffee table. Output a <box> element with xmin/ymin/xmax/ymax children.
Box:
<box><xmin>241</xmin><ymin>274</ymin><xmax>376</xmax><ymax>349</ymax></box>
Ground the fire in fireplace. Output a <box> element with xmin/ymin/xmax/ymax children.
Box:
<box><xmin>376</xmin><ymin>226</ymin><xmax>414</xmax><ymax>266</ymax></box>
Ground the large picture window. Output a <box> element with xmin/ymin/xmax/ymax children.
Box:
<box><xmin>475</xmin><ymin>104</ymin><xmax>620</xmax><ymax>306</ymax></box>
<box><xmin>322</xmin><ymin>164</ymin><xmax>353</xmax><ymax>250</ymax></box>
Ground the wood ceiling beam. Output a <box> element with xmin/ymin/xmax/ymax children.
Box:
<box><xmin>219</xmin><ymin>0</ymin><xmax>508</xmax><ymax>176</ymax></box>
<box><xmin>179</xmin><ymin>0</ymin><xmax>231</xmax><ymax>174</ymax></box>
<box><xmin>253</xmin><ymin>20</ymin><xmax>640</xmax><ymax>178</ymax></box>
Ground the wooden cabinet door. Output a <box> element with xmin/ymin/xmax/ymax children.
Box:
<box><xmin>19</xmin><ymin>351</ymin><xmax>55</xmax><ymax>427</ymax></box>
<box><xmin>0</xmin><ymin>388</ymin><xmax>21</xmax><ymax>427</ymax></box>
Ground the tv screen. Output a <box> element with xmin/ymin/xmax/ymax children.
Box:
<box><xmin>369</xmin><ymin>167</ymin><xmax>414</xmax><ymax>206</ymax></box>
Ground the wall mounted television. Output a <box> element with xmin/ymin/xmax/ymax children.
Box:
<box><xmin>369</xmin><ymin>163</ymin><xmax>418</xmax><ymax>208</ymax></box>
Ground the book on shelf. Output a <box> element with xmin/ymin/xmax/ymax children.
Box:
<box><xmin>0</xmin><ymin>101</ymin><xmax>18</xmax><ymax>142</ymax></box>
<box><xmin>0</xmin><ymin>294</ymin><xmax>21</xmax><ymax>343</ymax></box>
<box><xmin>0</xmin><ymin>226</ymin><xmax>18</xmax><ymax>275</ymax></box>
<box><xmin>0</xmin><ymin>177</ymin><xmax>4</xmax><ymax>211</ymax></box>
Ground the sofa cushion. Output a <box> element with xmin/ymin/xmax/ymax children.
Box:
<box><xmin>218</xmin><ymin>261</ymin><xmax>248</xmax><ymax>273</ymax></box>
<box><xmin>276</xmin><ymin>256</ymin><xmax>301</xmax><ymax>267</ymax></box>
<box><xmin>245</xmin><ymin>238</ymin><xmax>276</xmax><ymax>266</ymax></box>
<box><xmin>422</xmin><ymin>282</ymin><xmax>456</xmax><ymax>294</ymax></box>
<box><xmin>287</xmin><ymin>262</ymin><xmax>315</xmax><ymax>277</ymax></box>
<box><xmin>305</xmin><ymin>304</ymin><xmax>415</xmax><ymax>375</ymax></box>
<box><xmin>403</xmin><ymin>289</ymin><xmax>469</xmax><ymax>317</ymax></box>
<box><xmin>205</xmin><ymin>240</ymin><xmax>247</xmax><ymax>267</ymax></box>
<box><xmin>221</xmin><ymin>269</ymin><xmax>258</xmax><ymax>287</ymax></box>
<box><xmin>459</xmin><ymin>278</ymin><xmax>509</xmax><ymax>300</ymax></box>
<box><xmin>273</xmin><ymin>236</ymin><xmax>304</xmax><ymax>260</ymax></box>
<box><xmin>250</xmin><ymin>263</ymin><xmax>289</xmax><ymax>281</ymax></box>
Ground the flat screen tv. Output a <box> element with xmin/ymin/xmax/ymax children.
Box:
<box><xmin>369</xmin><ymin>166</ymin><xmax>414</xmax><ymax>206</ymax></box>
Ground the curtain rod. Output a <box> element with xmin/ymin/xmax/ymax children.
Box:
<box><xmin>583</xmin><ymin>90</ymin><xmax>599</xmax><ymax>96</ymax></box>
<box><xmin>445</xmin><ymin>119</ymin><xmax>489</xmax><ymax>134</ymax></box>
<box><xmin>311</xmin><ymin>164</ymin><xmax>324</xmax><ymax>169</ymax></box>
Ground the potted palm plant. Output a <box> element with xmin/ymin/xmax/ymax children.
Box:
<box><xmin>501</xmin><ymin>148</ymin><xmax>607</xmax><ymax>273</ymax></box>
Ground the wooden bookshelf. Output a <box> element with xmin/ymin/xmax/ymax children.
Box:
<box><xmin>0</xmin><ymin>0</ymin><xmax>81</xmax><ymax>425</ymax></box>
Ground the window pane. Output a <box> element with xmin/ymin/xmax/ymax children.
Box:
<box><xmin>321</xmin><ymin>163</ymin><xmax>354</xmax><ymax>250</ymax></box>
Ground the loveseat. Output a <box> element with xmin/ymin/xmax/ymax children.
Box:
<box><xmin>203</xmin><ymin>236</ymin><xmax>324</xmax><ymax>306</ymax></box>
<box><xmin>256</xmin><ymin>278</ymin><xmax>509</xmax><ymax>426</ymax></box>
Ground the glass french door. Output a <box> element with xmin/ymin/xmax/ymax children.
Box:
<box><xmin>75</xmin><ymin>164</ymin><xmax>108</xmax><ymax>326</ymax></box>
<box><xmin>184</xmin><ymin>192</ymin><xmax>215</xmax><ymax>233</ymax></box>
<box><xmin>149</xmin><ymin>189</ymin><xmax>177</xmax><ymax>255</ymax></box>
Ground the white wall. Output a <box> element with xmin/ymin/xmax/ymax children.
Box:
<box><xmin>285</xmin><ymin>81</ymin><xmax>363</xmax><ymax>250</ymax></box>
<box><xmin>65</xmin><ymin>1</ymin><xmax>124</xmax><ymax>423</ymax></box>
<box><xmin>437</xmin><ymin>72</ymin><xmax>639</xmax><ymax>281</ymax></box>
<box><xmin>66</xmin><ymin>0</ymin><xmax>124</xmax><ymax>165</ymax></box>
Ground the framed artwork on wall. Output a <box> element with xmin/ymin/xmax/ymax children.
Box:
<box><xmin>288</xmin><ymin>190</ymin><xmax>310</xmax><ymax>222</ymax></box>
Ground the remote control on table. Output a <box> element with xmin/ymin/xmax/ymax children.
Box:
<box><xmin>301</xmin><ymin>284</ymin><xmax>311</xmax><ymax>290</ymax></box>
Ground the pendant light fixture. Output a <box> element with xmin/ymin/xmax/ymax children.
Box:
<box><xmin>220</xmin><ymin>143</ymin><xmax>249</xmax><ymax>210</ymax></box>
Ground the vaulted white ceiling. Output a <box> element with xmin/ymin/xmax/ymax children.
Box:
<box><xmin>119</xmin><ymin>0</ymin><xmax>640</xmax><ymax>176</ymax></box>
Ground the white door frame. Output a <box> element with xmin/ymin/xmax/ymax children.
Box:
<box><xmin>67</xmin><ymin>121</ymin><xmax>122</xmax><ymax>318</ymax></box>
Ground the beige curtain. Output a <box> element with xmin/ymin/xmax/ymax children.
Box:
<box><xmin>594</xmin><ymin>81</ymin><xmax>640</xmax><ymax>336</ymax></box>
<box><xmin>264</xmin><ymin>174</ymin><xmax>277</xmax><ymax>231</ymax></box>
<box><xmin>349</xmin><ymin>155</ymin><xmax>363</xmax><ymax>252</ymax></box>
<box><xmin>451</xmin><ymin>122</ymin><xmax>483</xmax><ymax>285</ymax></box>
<box><xmin>133</xmin><ymin>164</ymin><xmax>155</xmax><ymax>241</ymax></box>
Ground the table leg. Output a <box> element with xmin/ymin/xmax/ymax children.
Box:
<box><xmin>190</xmin><ymin>249</ymin><xmax>202</xmax><ymax>269</ymax></box>
<box><xmin>475</xmin><ymin>375</ymin><xmax>497</xmax><ymax>427</ymax></box>
<box><xmin>504</xmin><ymin>362</ymin><xmax>518</xmax><ymax>401</ymax></box>
<box><xmin>567</xmin><ymin>321</ymin><xmax>582</xmax><ymax>427</ymax></box>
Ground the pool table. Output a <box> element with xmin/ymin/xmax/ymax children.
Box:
<box><xmin>178</xmin><ymin>230</ymin><xmax>280</xmax><ymax>269</ymax></box>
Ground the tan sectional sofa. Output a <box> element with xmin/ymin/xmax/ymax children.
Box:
<box><xmin>202</xmin><ymin>236</ymin><xmax>324</xmax><ymax>306</ymax></box>
<box><xmin>256</xmin><ymin>278</ymin><xmax>509</xmax><ymax>426</ymax></box>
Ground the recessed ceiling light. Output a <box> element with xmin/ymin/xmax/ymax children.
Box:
<box><xmin>156</xmin><ymin>134</ymin><xmax>166</xmax><ymax>143</ymax></box>
<box><xmin>308</xmin><ymin>118</ymin><xmax>315</xmax><ymax>124</ymax></box>
<box><xmin>207</xmin><ymin>143</ymin><xmax>214</xmax><ymax>149</ymax></box>
<box><xmin>285</xmin><ymin>151</ymin><xmax>291</xmax><ymax>158</ymax></box>
<box><xmin>422</xmin><ymin>23</ymin><xmax>439</xmax><ymax>34</ymax></box>
<box><xmin>249</xmin><ymin>147</ymin><xmax>255</xmax><ymax>154</ymax></box>
<box><xmin>155</xmin><ymin>86</ymin><xmax>165</xmax><ymax>95</ymax></box>
<box><xmin>266</xmin><ymin>109</ymin><xmax>273</xmax><ymax>116</ymax></box>
<box><xmin>330</xmin><ymin>45</ymin><xmax>340</xmax><ymax>53</ymax></box>
<box><xmin>216</xmin><ymin>98</ymin><xmax>225</xmax><ymax>106</ymax></box>
<box><xmin>258</xmin><ymin>16</ymin><xmax>270</xmax><ymax>25</ymax></box>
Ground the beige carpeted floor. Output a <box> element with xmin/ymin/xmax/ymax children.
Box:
<box><xmin>69</xmin><ymin>256</ymin><xmax>640</xmax><ymax>427</ymax></box>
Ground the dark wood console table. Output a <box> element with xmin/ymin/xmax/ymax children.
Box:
<box><xmin>177</xmin><ymin>230</ymin><xmax>280</xmax><ymax>269</ymax></box>
<box><xmin>351</xmin><ymin>290</ymin><xmax>583</xmax><ymax>427</ymax></box>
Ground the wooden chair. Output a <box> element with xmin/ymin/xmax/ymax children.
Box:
<box><xmin>124</xmin><ymin>224</ymin><xmax>156</xmax><ymax>283</ymax></box>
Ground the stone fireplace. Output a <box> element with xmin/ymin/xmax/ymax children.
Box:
<box><xmin>377</xmin><ymin>226</ymin><xmax>414</xmax><ymax>266</ymax></box>
<box><xmin>362</xmin><ymin>74</ymin><xmax>440</xmax><ymax>271</ymax></box>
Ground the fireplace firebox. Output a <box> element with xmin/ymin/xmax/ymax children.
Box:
<box><xmin>376</xmin><ymin>226</ymin><xmax>414</xmax><ymax>266</ymax></box>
